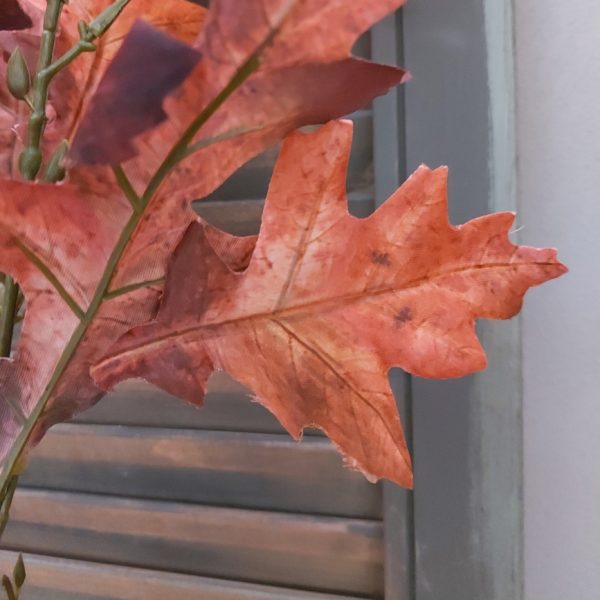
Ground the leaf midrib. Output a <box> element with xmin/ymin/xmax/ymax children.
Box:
<box><xmin>106</xmin><ymin>260</ymin><xmax>556</xmax><ymax>357</ymax></box>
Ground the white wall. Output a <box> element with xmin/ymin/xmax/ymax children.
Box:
<box><xmin>515</xmin><ymin>2</ymin><xmax>600</xmax><ymax>599</ymax></box>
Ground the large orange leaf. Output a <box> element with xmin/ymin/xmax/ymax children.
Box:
<box><xmin>93</xmin><ymin>121</ymin><xmax>567</xmax><ymax>487</ymax></box>
<box><xmin>0</xmin><ymin>0</ymin><xmax>409</xmax><ymax>475</ymax></box>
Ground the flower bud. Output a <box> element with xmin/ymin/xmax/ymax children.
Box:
<box><xmin>6</xmin><ymin>48</ymin><xmax>31</xmax><ymax>101</ymax></box>
<box><xmin>44</xmin><ymin>140</ymin><xmax>70</xmax><ymax>183</ymax></box>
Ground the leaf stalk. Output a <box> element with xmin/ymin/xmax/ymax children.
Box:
<box><xmin>0</xmin><ymin>278</ymin><xmax>19</xmax><ymax>357</ymax></box>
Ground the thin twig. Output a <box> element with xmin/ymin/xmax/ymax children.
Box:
<box><xmin>19</xmin><ymin>0</ymin><xmax>66</xmax><ymax>180</ymax></box>
<box><xmin>0</xmin><ymin>279</ymin><xmax>19</xmax><ymax>357</ymax></box>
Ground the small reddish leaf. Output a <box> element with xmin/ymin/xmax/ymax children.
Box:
<box><xmin>70</xmin><ymin>20</ymin><xmax>201</xmax><ymax>165</ymax></box>
<box><xmin>93</xmin><ymin>121</ymin><xmax>567</xmax><ymax>487</ymax></box>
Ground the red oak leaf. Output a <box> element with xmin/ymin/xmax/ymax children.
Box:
<box><xmin>93</xmin><ymin>121</ymin><xmax>567</xmax><ymax>487</ymax></box>
<box><xmin>0</xmin><ymin>0</ymin><xmax>408</xmax><ymax>477</ymax></box>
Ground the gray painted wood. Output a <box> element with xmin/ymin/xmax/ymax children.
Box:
<box><xmin>21</xmin><ymin>424</ymin><xmax>381</xmax><ymax>519</ymax></box>
<box><xmin>402</xmin><ymin>1</ymin><xmax>521</xmax><ymax>599</ymax></box>
<box><xmin>195</xmin><ymin>190</ymin><xmax>374</xmax><ymax>237</ymax></box>
<box><xmin>371</xmin><ymin>12</ymin><xmax>415</xmax><ymax>600</ymax></box>
<box><xmin>201</xmin><ymin>109</ymin><xmax>374</xmax><ymax>209</ymax></box>
<box><xmin>1</xmin><ymin>490</ymin><xmax>383</xmax><ymax>597</ymax></box>
<box><xmin>0</xmin><ymin>551</ymin><xmax>366</xmax><ymax>600</ymax></box>
<box><xmin>75</xmin><ymin>376</ymin><xmax>327</xmax><ymax>436</ymax></box>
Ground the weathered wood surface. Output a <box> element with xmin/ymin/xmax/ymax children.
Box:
<box><xmin>195</xmin><ymin>189</ymin><xmax>374</xmax><ymax>237</ymax></box>
<box><xmin>2</xmin><ymin>489</ymin><xmax>384</xmax><ymax>597</ymax></box>
<box><xmin>0</xmin><ymin>551</ymin><xmax>367</xmax><ymax>600</ymax></box>
<box><xmin>22</xmin><ymin>424</ymin><xmax>382</xmax><ymax>519</ymax></box>
<box><xmin>75</xmin><ymin>375</ymin><xmax>326</xmax><ymax>435</ymax></box>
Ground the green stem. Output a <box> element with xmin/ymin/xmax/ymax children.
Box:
<box><xmin>19</xmin><ymin>0</ymin><xmax>66</xmax><ymax>181</ymax></box>
<box><xmin>112</xmin><ymin>165</ymin><xmax>140</xmax><ymax>213</ymax></box>
<box><xmin>19</xmin><ymin>0</ymin><xmax>132</xmax><ymax>181</ymax></box>
<box><xmin>0</xmin><ymin>0</ymin><xmax>134</xmax><ymax>535</ymax></box>
<box><xmin>40</xmin><ymin>0</ymin><xmax>132</xmax><ymax>81</ymax></box>
<box><xmin>0</xmin><ymin>279</ymin><xmax>19</xmax><ymax>357</ymax></box>
<box><xmin>104</xmin><ymin>277</ymin><xmax>165</xmax><ymax>301</ymax></box>
<box><xmin>142</xmin><ymin>54</ymin><xmax>261</xmax><ymax>203</ymax></box>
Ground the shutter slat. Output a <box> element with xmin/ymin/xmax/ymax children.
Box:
<box><xmin>1</xmin><ymin>490</ymin><xmax>383</xmax><ymax>597</ymax></box>
<box><xmin>75</xmin><ymin>376</ymin><xmax>324</xmax><ymax>435</ymax></box>
<box><xmin>195</xmin><ymin>190</ymin><xmax>374</xmax><ymax>237</ymax></box>
<box><xmin>0</xmin><ymin>551</ymin><xmax>366</xmax><ymax>600</ymax></box>
<box><xmin>21</xmin><ymin>424</ymin><xmax>382</xmax><ymax>519</ymax></box>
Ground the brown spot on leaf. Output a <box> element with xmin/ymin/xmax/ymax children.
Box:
<box><xmin>394</xmin><ymin>307</ymin><xmax>413</xmax><ymax>327</ymax></box>
<box><xmin>370</xmin><ymin>251</ymin><xmax>391</xmax><ymax>266</ymax></box>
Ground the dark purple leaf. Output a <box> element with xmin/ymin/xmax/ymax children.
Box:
<box><xmin>70</xmin><ymin>19</ymin><xmax>201</xmax><ymax>165</ymax></box>
<box><xmin>0</xmin><ymin>0</ymin><xmax>33</xmax><ymax>32</ymax></box>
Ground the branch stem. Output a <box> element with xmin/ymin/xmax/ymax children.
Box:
<box><xmin>142</xmin><ymin>54</ymin><xmax>260</xmax><ymax>203</ymax></box>
<box><xmin>0</xmin><ymin>278</ymin><xmax>19</xmax><ymax>357</ymax></box>
<box><xmin>40</xmin><ymin>0</ymin><xmax>132</xmax><ymax>81</ymax></box>
<box><xmin>0</xmin><ymin>0</ymin><xmax>133</xmax><ymax>535</ymax></box>
<box><xmin>112</xmin><ymin>165</ymin><xmax>140</xmax><ymax>213</ymax></box>
<box><xmin>19</xmin><ymin>0</ymin><xmax>66</xmax><ymax>180</ymax></box>
<box><xmin>19</xmin><ymin>0</ymin><xmax>132</xmax><ymax>181</ymax></box>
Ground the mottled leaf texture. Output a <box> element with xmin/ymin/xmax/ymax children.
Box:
<box><xmin>93</xmin><ymin>122</ymin><xmax>568</xmax><ymax>486</ymax></box>
<box><xmin>0</xmin><ymin>0</ymin><xmax>409</xmax><ymax>470</ymax></box>
<box><xmin>70</xmin><ymin>20</ymin><xmax>201</xmax><ymax>165</ymax></box>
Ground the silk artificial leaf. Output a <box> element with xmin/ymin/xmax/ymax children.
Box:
<box><xmin>0</xmin><ymin>174</ymin><xmax>256</xmax><ymax>468</ymax></box>
<box><xmin>0</xmin><ymin>0</ymin><xmax>410</xmax><ymax>475</ymax></box>
<box><xmin>68</xmin><ymin>0</ymin><xmax>409</xmax><ymax>196</ymax></box>
<box><xmin>3</xmin><ymin>0</ymin><xmax>409</xmax><ymax>297</ymax></box>
<box><xmin>93</xmin><ymin>121</ymin><xmax>567</xmax><ymax>487</ymax></box>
